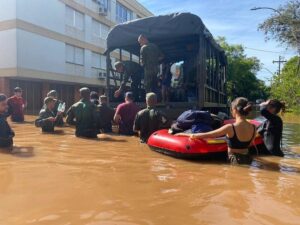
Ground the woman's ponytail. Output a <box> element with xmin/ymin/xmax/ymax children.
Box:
<box><xmin>231</xmin><ymin>97</ymin><xmax>253</xmax><ymax>116</ymax></box>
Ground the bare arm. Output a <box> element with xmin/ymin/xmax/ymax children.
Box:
<box><xmin>175</xmin><ymin>124</ymin><xmax>231</xmax><ymax>139</ymax></box>
<box><xmin>260</xmin><ymin>100</ymin><xmax>278</xmax><ymax>122</ymax></box>
<box><xmin>119</xmin><ymin>72</ymin><xmax>130</xmax><ymax>92</ymax></box>
<box><xmin>114</xmin><ymin>113</ymin><xmax>121</xmax><ymax>124</ymax></box>
<box><xmin>140</xmin><ymin>46</ymin><xmax>146</xmax><ymax>66</ymax></box>
<box><xmin>66</xmin><ymin>106</ymin><xmax>76</xmax><ymax>126</ymax></box>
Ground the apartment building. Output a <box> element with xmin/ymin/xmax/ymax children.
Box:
<box><xmin>0</xmin><ymin>0</ymin><xmax>152</xmax><ymax>113</ymax></box>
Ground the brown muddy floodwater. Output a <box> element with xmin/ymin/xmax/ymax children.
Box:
<box><xmin>0</xmin><ymin>116</ymin><xmax>300</xmax><ymax>225</ymax></box>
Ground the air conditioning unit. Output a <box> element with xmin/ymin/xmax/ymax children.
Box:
<box><xmin>92</xmin><ymin>0</ymin><xmax>108</xmax><ymax>16</ymax></box>
<box><xmin>98</xmin><ymin>71</ymin><xmax>107</xmax><ymax>79</ymax></box>
<box><xmin>99</xmin><ymin>6</ymin><xmax>108</xmax><ymax>16</ymax></box>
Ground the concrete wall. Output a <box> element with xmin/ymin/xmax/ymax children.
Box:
<box><xmin>0</xmin><ymin>0</ymin><xmax>16</xmax><ymax>21</ymax></box>
<box><xmin>0</xmin><ymin>29</ymin><xmax>17</xmax><ymax>68</ymax></box>
<box><xmin>16</xmin><ymin>0</ymin><xmax>65</xmax><ymax>33</ymax></box>
<box><xmin>16</xmin><ymin>29</ymin><xmax>65</xmax><ymax>74</ymax></box>
<box><xmin>0</xmin><ymin>0</ymin><xmax>151</xmax><ymax>83</ymax></box>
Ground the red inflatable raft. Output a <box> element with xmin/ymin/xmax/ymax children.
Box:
<box><xmin>147</xmin><ymin>119</ymin><xmax>264</xmax><ymax>159</ymax></box>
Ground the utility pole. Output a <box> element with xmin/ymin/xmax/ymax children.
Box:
<box><xmin>273</xmin><ymin>56</ymin><xmax>287</xmax><ymax>75</ymax></box>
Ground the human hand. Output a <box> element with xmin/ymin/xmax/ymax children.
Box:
<box><xmin>260</xmin><ymin>100</ymin><xmax>270</xmax><ymax>107</ymax></box>
<box><xmin>189</xmin><ymin>134</ymin><xmax>199</xmax><ymax>140</ymax></box>
<box><xmin>47</xmin><ymin>117</ymin><xmax>56</xmax><ymax>122</ymax></box>
<box><xmin>114</xmin><ymin>90</ymin><xmax>121</xmax><ymax>98</ymax></box>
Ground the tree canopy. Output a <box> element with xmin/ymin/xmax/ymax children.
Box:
<box><xmin>257</xmin><ymin>0</ymin><xmax>300</xmax><ymax>75</ymax></box>
<box><xmin>270</xmin><ymin>56</ymin><xmax>300</xmax><ymax>111</ymax></box>
<box><xmin>258</xmin><ymin>0</ymin><xmax>300</xmax><ymax>51</ymax></box>
<box><xmin>216</xmin><ymin>37</ymin><xmax>269</xmax><ymax>102</ymax></box>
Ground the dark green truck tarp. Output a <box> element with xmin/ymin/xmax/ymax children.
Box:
<box><xmin>106</xmin><ymin>12</ymin><xmax>225</xmax><ymax>63</ymax></box>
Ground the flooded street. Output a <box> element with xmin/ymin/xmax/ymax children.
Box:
<box><xmin>0</xmin><ymin>117</ymin><xmax>299</xmax><ymax>225</ymax></box>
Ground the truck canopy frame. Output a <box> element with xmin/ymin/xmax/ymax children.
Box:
<box><xmin>105</xmin><ymin>12</ymin><xmax>227</xmax><ymax>114</ymax></box>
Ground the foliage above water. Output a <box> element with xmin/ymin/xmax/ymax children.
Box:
<box><xmin>255</xmin><ymin>0</ymin><xmax>300</xmax><ymax>113</ymax></box>
<box><xmin>270</xmin><ymin>56</ymin><xmax>300</xmax><ymax>112</ymax></box>
<box><xmin>216</xmin><ymin>37</ymin><xmax>270</xmax><ymax>102</ymax></box>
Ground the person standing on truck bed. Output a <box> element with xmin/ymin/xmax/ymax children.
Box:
<box><xmin>114</xmin><ymin>61</ymin><xmax>143</xmax><ymax>101</ymax></box>
<box><xmin>138</xmin><ymin>34</ymin><xmax>163</xmax><ymax>93</ymax></box>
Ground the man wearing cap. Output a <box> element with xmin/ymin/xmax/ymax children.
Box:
<box><xmin>66</xmin><ymin>87</ymin><xmax>98</xmax><ymax>138</ymax></box>
<box><xmin>133</xmin><ymin>92</ymin><xmax>168</xmax><ymax>143</ymax></box>
<box><xmin>114</xmin><ymin>61</ymin><xmax>143</xmax><ymax>101</ymax></box>
<box><xmin>46</xmin><ymin>90</ymin><xmax>64</xmax><ymax>126</ymax></box>
<box><xmin>0</xmin><ymin>94</ymin><xmax>15</xmax><ymax>149</ymax></box>
<box><xmin>35</xmin><ymin>97</ymin><xmax>62</xmax><ymax>133</ymax></box>
<box><xmin>96</xmin><ymin>95</ymin><xmax>115</xmax><ymax>133</ymax></box>
<box><xmin>138</xmin><ymin>35</ymin><xmax>163</xmax><ymax>93</ymax></box>
<box><xmin>90</xmin><ymin>91</ymin><xmax>100</xmax><ymax>105</ymax></box>
<box><xmin>114</xmin><ymin>92</ymin><xmax>139</xmax><ymax>135</ymax></box>
<box><xmin>7</xmin><ymin>87</ymin><xmax>26</xmax><ymax>122</ymax></box>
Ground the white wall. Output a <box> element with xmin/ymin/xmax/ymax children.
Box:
<box><xmin>0</xmin><ymin>29</ymin><xmax>17</xmax><ymax>68</ymax></box>
<box><xmin>0</xmin><ymin>0</ymin><xmax>145</xmax><ymax>80</ymax></box>
<box><xmin>0</xmin><ymin>0</ymin><xmax>16</xmax><ymax>21</ymax></box>
<box><xmin>16</xmin><ymin>29</ymin><xmax>100</xmax><ymax>79</ymax></box>
<box><xmin>16</xmin><ymin>29</ymin><xmax>65</xmax><ymax>74</ymax></box>
<box><xmin>84</xmin><ymin>49</ymin><xmax>92</xmax><ymax>77</ymax></box>
<box><xmin>16</xmin><ymin>0</ymin><xmax>65</xmax><ymax>33</ymax></box>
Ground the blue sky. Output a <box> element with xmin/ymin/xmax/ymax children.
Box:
<box><xmin>138</xmin><ymin>0</ymin><xmax>296</xmax><ymax>84</ymax></box>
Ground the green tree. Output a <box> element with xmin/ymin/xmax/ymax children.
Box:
<box><xmin>270</xmin><ymin>56</ymin><xmax>300</xmax><ymax>111</ymax></box>
<box><xmin>216</xmin><ymin>37</ymin><xmax>269</xmax><ymax>101</ymax></box>
<box><xmin>257</xmin><ymin>0</ymin><xmax>300</xmax><ymax>74</ymax></box>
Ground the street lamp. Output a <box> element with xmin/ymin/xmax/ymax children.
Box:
<box><xmin>251</xmin><ymin>6</ymin><xmax>300</xmax><ymax>76</ymax></box>
<box><xmin>250</xmin><ymin>7</ymin><xmax>282</xmax><ymax>16</ymax></box>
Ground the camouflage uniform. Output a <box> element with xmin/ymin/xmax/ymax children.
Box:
<box><xmin>43</xmin><ymin>100</ymin><xmax>64</xmax><ymax>126</ymax></box>
<box><xmin>35</xmin><ymin>108</ymin><xmax>61</xmax><ymax>133</ymax></box>
<box><xmin>119</xmin><ymin>61</ymin><xmax>143</xmax><ymax>101</ymax></box>
<box><xmin>0</xmin><ymin>113</ymin><xmax>14</xmax><ymax>148</ymax></box>
<box><xmin>140</xmin><ymin>43</ymin><xmax>162</xmax><ymax>93</ymax></box>
<box><xmin>96</xmin><ymin>103</ymin><xmax>115</xmax><ymax>133</ymax></box>
<box><xmin>66</xmin><ymin>99</ymin><xmax>98</xmax><ymax>138</ymax></box>
<box><xmin>133</xmin><ymin>106</ymin><xmax>168</xmax><ymax>143</ymax></box>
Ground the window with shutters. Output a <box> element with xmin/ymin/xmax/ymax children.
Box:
<box><xmin>66</xmin><ymin>44</ymin><xmax>84</xmax><ymax>65</ymax></box>
<box><xmin>65</xmin><ymin>6</ymin><xmax>84</xmax><ymax>30</ymax></box>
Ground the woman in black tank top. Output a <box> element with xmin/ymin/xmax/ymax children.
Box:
<box><xmin>176</xmin><ymin>97</ymin><xmax>256</xmax><ymax>165</ymax></box>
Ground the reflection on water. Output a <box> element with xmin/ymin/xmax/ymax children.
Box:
<box><xmin>250</xmin><ymin>120</ymin><xmax>300</xmax><ymax>175</ymax></box>
<box><xmin>283</xmin><ymin>123</ymin><xmax>300</xmax><ymax>150</ymax></box>
<box><xmin>0</xmin><ymin>117</ymin><xmax>299</xmax><ymax>225</ymax></box>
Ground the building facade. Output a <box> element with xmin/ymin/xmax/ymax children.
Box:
<box><xmin>0</xmin><ymin>0</ymin><xmax>152</xmax><ymax>113</ymax></box>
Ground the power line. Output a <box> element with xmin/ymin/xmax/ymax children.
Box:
<box><xmin>244</xmin><ymin>46</ymin><xmax>295</xmax><ymax>55</ymax></box>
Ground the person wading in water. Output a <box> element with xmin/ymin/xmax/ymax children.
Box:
<box><xmin>176</xmin><ymin>97</ymin><xmax>256</xmax><ymax>165</ymax></box>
